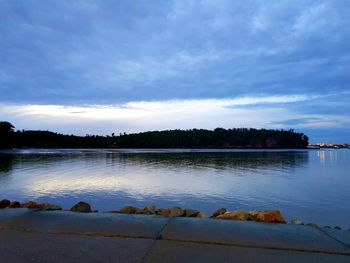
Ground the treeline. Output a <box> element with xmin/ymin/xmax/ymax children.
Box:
<box><xmin>0</xmin><ymin>121</ymin><xmax>309</xmax><ymax>149</ymax></box>
<box><xmin>114</xmin><ymin>128</ymin><xmax>308</xmax><ymax>148</ymax></box>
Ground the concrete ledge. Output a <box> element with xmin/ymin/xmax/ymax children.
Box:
<box><xmin>144</xmin><ymin>240</ymin><xmax>350</xmax><ymax>263</ymax></box>
<box><xmin>0</xmin><ymin>230</ymin><xmax>153</xmax><ymax>263</ymax></box>
<box><xmin>0</xmin><ymin>211</ymin><xmax>169</xmax><ymax>239</ymax></box>
<box><xmin>0</xmin><ymin>208</ymin><xmax>36</xmax><ymax>222</ymax></box>
<box><xmin>0</xmin><ymin>210</ymin><xmax>349</xmax><ymax>262</ymax></box>
<box><xmin>322</xmin><ymin>228</ymin><xmax>350</xmax><ymax>248</ymax></box>
<box><xmin>161</xmin><ymin>217</ymin><xmax>350</xmax><ymax>254</ymax></box>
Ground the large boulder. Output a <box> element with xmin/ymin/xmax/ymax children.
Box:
<box><xmin>24</xmin><ymin>201</ymin><xmax>39</xmax><ymax>209</ymax></box>
<box><xmin>212</xmin><ymin>208</ymin><xmax>227</xmax><ymax>217</ymax></box>
<box><xmin>143</xmin><ymin>205</ymin><xmax>156</xmax><ymax>215</ymax></box>
<box><xmin>70</xmin><ymin>201</ymin><xmax>92</xmax><ymax>213</ymax></box>
<box><xmin>184</xmin><ymin>209</ymin><xmax>200</xmax><ymax>217</ymax></box>
<box><xmin>120</xmin><ymin>206</ymin><xmax>138</xmax><ymax>214</ymax></box>
<box><xmin>39</xmin><ymin>203</ymin><xmax>62</xmax><ymax>211</ymax></box>
<box><xmin>216</xmin><ymin>211</ymin><xmax>249</xmax><ymax>221</ymax></box>
<box><xmin>249</xmin><ymin>210</ymin><xmax>286</xmax><ymax>223</ymax></box>
<box><xmin>0</xmin><ymin>199</ymin><xmax>11</xmax><ymax>208</ymax></box>
<box><xmin>160</xmin><ymin>207</ymin><xmax>185</xmax><ymax>217</ymax></box>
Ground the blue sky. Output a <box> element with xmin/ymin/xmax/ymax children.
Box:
<box><xmin>0</xmin><ymin>0</ymin><xmax>349</xmax><ymax>143</ymax></box>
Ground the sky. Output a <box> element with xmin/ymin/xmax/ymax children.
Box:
<box><xmin>0</xmin><ymin>0</ymin><xmax>349</xmax><ymax>143</ymax></box>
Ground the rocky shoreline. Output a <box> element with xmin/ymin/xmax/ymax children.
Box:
<box><xmin>0</xmin><ymin>199</ymin><xmax>346</xmax><ymax>230</ymax></box>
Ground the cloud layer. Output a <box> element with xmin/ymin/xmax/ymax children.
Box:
<box><xmin>0</xmin><ymin>1</ymin><xmax>349</xmax><ymax>142</ymax></box>
<box><xmin>1</xmin><ymin>94</ymin><xmax>349</xmax><ymax>143</ymax></box>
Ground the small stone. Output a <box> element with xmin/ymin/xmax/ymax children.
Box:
<box><xmin>25</xmin><ymin>201</ymin><xmax>39</xmax><ymax>209</ymax></box>
<box><xmin>143</xmin><ymin>205</ymin><xmax>156</xmax><ymax>215</ymax></box>
<box><xmin>120</xmin><ymin>206</ymin><xmax>138</xmax><ymax>214</ymax></box>
<box><xmin>212</xmin><ymin>208</ymin><xmax>227</xmax><ymax>217</ymax></box>
<box><xmin>323</xmin><ymin>226</ymin><xmax>332</xmax><ymax>229</ymax></box>
<box><xmin>70</xmin><ymin>201</ymin><xmax>92</xmax><ymax>213</ymax></box>
<box><xmin>196</xmin><ymin>212</ymin><xmax>208</xmax><ymax>218</ymax></box>
<box><xmin>334</xmin><ymin>226</ymin><xmax>342</xmax><ymax>230</ymax></box>
<box><xmin>249</xmin><ymin>210</ymin><xmax>286</xmax><ymax>224</ymax></box>
<box><xmin>291</xmin><ymin>220</ymin><xmax>304</xmax><ymax>225</ymax></box>
<box><xmin>0</xmin><ymin>199</ymin><xmax>11</xmax><ymax>208</ymax></box>
<box><xmin>216</xmin><ymin>211</ymin><xmax>249</xmax><ymax>221</ymax></box>
<box><xmin>184</xmin><ymin>209</ymin><xmax>200</xmax><ymax>217</ymax></box>
<box><xmin>160</xmin><ymin>207</ymin><xmax>185</xmax><ymax>217</ymax></box>
<box><xmin>39</xmin><ymin>203</ymin><xmax>62</xmax><ymax>211</ymax></box>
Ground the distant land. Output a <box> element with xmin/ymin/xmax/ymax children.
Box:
<box><xmin>0</xmin><ymin>121</ymin><xmax>310</xmax><ymax>149</ymax></box>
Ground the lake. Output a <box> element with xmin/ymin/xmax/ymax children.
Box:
<box><xmin>0</xmin><ymin>148</ymin><xmax>349</xmax><ymax>228</ymax></box>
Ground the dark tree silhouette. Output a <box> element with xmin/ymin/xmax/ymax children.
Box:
<box><xmin>0</xmin><ymin>121</ymin><xmax>15</xmax><ymax>149</ymax></box>
<box><xmin>0</xmin><ymin>121</ymin><xmax>309</xmax><ymax>149</ymax></box>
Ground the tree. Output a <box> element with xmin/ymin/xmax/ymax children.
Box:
<box><xmin>0</xmin><ymin>121</ymin><xmax>14</xmax><ymax>134</ymax></box>
<box><xmin>0</xmin><ymin>121</ymin><xmax>15</xmax><ymax>148</ymax></box>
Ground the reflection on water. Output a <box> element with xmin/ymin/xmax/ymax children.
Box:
<box><xmin>0</xmin><ymin>149</ymin><xmax>350</xmax><ymax>228</ymax></box>
<box><xmin>317</xmin><ymin>150</ymin><xmax>338</xmax><ymax>164</ymax></box>
<box><xmin>0</xmin><ymin>155</ymin><xmax>13</xmax><ymax>173</ymax></box>
<box><xmin>1</xmin><ymin>151</ymin><xmax>308</xmax><ymax>172</ymax></box>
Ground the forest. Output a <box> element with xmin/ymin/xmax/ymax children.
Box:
<box><xmin>0</xmin><ymin>121</ymin><xmax>309</xmax><ymax>149</ymax></box>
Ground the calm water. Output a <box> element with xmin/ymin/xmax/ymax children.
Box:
<box><xmin>0</xmin><ymin>148</ymin><xmax>349</xmax><ymax>228</ymax></box>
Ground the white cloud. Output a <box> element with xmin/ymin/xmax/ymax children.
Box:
<box><xmin>2</xmin><ymin>94</ymin><xmax>345</xmax><ymax>136</ymax></box>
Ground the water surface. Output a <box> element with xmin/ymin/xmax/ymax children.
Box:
<box><xmin>0</xmin><ymin>148</ymin><xmax>349</xmax><ymax>228</ymax></box>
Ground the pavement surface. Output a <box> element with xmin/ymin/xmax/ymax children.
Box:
<box><xmin>0</xmin><ymin>209</ymin><xmax>350</xmax><ymax>262</ymax></box>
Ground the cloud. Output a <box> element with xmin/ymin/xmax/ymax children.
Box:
<box><xmin>0</xmin><ymin>1</ymin><xmax>349</xmax><ymax>142</ymax></box>
<box><xmin>1</xmin><ymin>0</ymin><xmax>349</xmax><ymax>104</ymax></box>
<box><xmin>1</xmin><ymin>94</ymin><xmax>349</xmax><ymax>142</ymax></box>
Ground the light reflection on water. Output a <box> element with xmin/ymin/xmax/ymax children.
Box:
<box><xmin>0</xmin><ymin>149</ymin><xmax>350</xmax><ymax>228</ymax></box>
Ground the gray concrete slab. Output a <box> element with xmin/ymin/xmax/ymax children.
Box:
<box><xmin>144</xmin><ymin>240</ymin><xmax>350</xmax><ymax>263</ymax></box>
<box><xmin>161</xmin><ymin>217</ymin><xmax>350</xmax><ymax>254</ymax></box>
<box><xmin>0</xmin><ymin>230</ymin><xmax>153</xmax><ymax>263</ymax></box>
<box><xmin>322</xmin><ymin>228</ymin><xmax>350</xmax><ymax>248</ymax></box>
<box><xmin>0</xmin><ymin>211</ymin><xmax>169</xmax><ymax>239</ymax></box>
<box><xmin>0</xmin><ymin>208</ymin><xmax>35</xmax><ymax>222</ymax></box>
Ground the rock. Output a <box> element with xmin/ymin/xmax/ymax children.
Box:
<box><xmin>212</xmin><ymin>208</ymin><xmax>227</xmax><ymax>217</ymax></box>
<box><xmin>160</xmin><ymin>207</ymin><xmax>185</xmax><ymax>217</ymax></box>
<box><xmin>39</xmin><ymin>203</ymin><xmax>62</xmax><ymax>211</ymax></box>
<box><xmin>216</xmin><ymin>211</ymin><xmax>249</xmax><ymax>221</ymax></box>
<box><xmin>0</xmin><ymin>199</ymin><xmax>11</xmax><ymax>208</ymax></box>
<box><xmin>334</xmin><ymin>226</ymin><xmax>342</xmax><ymax>230</ymax></box>
<box><xmin>120</xmin><ymin>206</ymin><xmax>138</xmax><ymax>214</ymax></box>
<box><xmin>184</xmin><ymin>209</ymin><xmax>200</xmax><ymax>217</ymax></box>
<box><xmin>134</xmin><ymin>208</ymin><xmax>144</xmax><ymax>214</ymax></box>
<box><xmin>323</xmin><ymin>226</ymin><xmax>332</xmax><ymax>229</ymax></box>
<box><xmin>70</xmin><ymin>201</ymin><xmax>92</xmax><ymax>213</ymax></box>
<box><xmin>249</xmin><ymin>210</ymin><xmax>286</xmax><ymax>224</ymax></box>
<box><xmin>10</xmin><ymin>201</ymin><xmax>21</xmax><ymax>208</ymax></box>
<box><xmin>291</xmin><ymin>220</ymin><xmax>304</xmax><ymax>225</ymax></box>
<box><xmin>25</xmin><ymin>201</ymin><xmax>39</xmax><ymax>209</ymax></box>
<box><xmin>196</xmin><ymin>212</ymin><xmax>208</xmax><ymax>218</ymax></box>
<box><xmin>143</xmin><ymin>205</ymin><xmax>156</xmax><ymax>215</ymax></box>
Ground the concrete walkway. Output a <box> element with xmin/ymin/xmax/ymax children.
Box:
<box><xmin>0</xmin><ymin>209</ymin><xmax>350</xmax><ymax>262</ymax></box>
